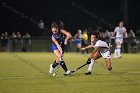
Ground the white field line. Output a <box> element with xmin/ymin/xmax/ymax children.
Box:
<box><xmin>0</xmin><ymin>75</ymin><xmax>47</xmax><ymax>80</ymax></box>
<box><xmin>0</xmin><ymin>72</ymin><xmax>140</xmax><ymax>80</ymax></box>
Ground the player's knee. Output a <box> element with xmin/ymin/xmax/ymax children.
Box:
<box><xmin>56</xmin><ymin>56</ymin><xmax>61</xmax><ymax>61</ymax></box>
<box><xmin>52</xmin><ymin>62</ymin><xmax>59</xmax><ymax>68</ymax></box>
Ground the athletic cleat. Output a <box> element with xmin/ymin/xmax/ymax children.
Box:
<box><xmin>85</xmin><ymin>71</ymin><xmax>91</xmax><ymax>75</ymax></box>
<box><xmin>49</xmin><ymin>64</ymin><xmax>54</xmax><ymax>74</ymax></box>
<box><xmin>64</xmin><ymin>70</ymin><xmax>71</xmax><ymax>76</ymax></box>
<box><xmin>66</xmin><ymin>70</ymin><xmax>71</xmax><ymax>74</ymax></box>
<box><xmin>118</xmin><ymin>56</ymin><xmax>122</xmax><ymax>58</ymax></box>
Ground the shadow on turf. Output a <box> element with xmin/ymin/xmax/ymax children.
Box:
<box><xmin>98</xmin><ymin>62</ymin><xmax>138</xmax><ymax>86</ymax></box>
<box><xmin>8</xmin><ymin>52</ymin><xmax>69</xmax><ymax>86</ymax></box>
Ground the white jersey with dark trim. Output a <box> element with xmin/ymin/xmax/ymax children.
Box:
<box><xmin>91</xmin><ymin>40</ymin><xmax>109</xmax><ymax>53</ymax></box>
<box><xmin>114</xmin><ymin>27</ymin><xmax>126</xmax><ymax>38</ymax></box>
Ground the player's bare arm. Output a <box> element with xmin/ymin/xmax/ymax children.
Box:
<box><xmin>74</xmin><ymin>33</ymin><xmax>78</xmax><ymax>39</ymax></box>
<box><xmin>124</xmin><ymin>31</ymin><xmax>128</xmax><ymax>38</ymax></box>
<box><xmin>112</xmin><ymin>31</ymin><xmax>116</xmax><ymax>37</ymax></box>
<box><xmin>60</xmin><ymin>29</ymin><xmax>71</xmax><ymax>45</ymax></box>
<box><xmin>81</xmin><ymin>45</ymin><xmax>92</xmax><ymax>51</ymax></box>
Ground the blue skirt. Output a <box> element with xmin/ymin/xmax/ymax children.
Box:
<box><xmin>52</xmin><ymin>44</ymin><xmax>58</xmax><ymax>52</ymax></box>
<box><xmin>74</xmin><ymin>40</ymin><xmax>82</xmax><ymax>45</ymax></box>
<box><xmin>51</xmin><ymin>44</ymin><xmax>65</xmax><ymax>54</ymax></box>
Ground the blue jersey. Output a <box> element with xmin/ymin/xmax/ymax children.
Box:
<box><xmin>51</xmin><ymin>32</ymin><xmax>65</xmax><ymax>53</ymax></box>
<box><xmin>77</xmin><ymin>33</ymin><xmax>83</xmax><ymax>40</ymax></box>
<box><xmin>74</xmin><ymin>33</ymin><xmax>83</xmax><ymax>45</ymax></box>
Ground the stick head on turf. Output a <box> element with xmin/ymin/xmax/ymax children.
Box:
<box><xmin>71</xmin><ymin>70</ymin><xmax>76</xmax><ymax>73</ymax></box>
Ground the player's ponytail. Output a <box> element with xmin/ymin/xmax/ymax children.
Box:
<box><xmin>51</xmin><ymin>22</ymin><xmax>59</xmax><ymax>29</ymax></box>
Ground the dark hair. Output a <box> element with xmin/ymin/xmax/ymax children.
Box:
<box><xmin>92</xmin><ymin>32</ymin><xmax>100</xmax><ymax>39</ymax></box>
<box><xmin>119</xmin><ymin>20</ymin><xmax>124</xmax><ymax>23</ymax></box>
<box><xmin>51</xmin><ymin>22</ymin><xmax>59</xmax><ymax>29</ymax></box>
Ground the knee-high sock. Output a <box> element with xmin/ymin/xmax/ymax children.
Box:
<box><xmin>77</xmin><ymin>48</ymin><xmax>79</xmax><ymax>53</ymax></box>
<box><xmin>114</xmin><ymin>48</ymin><xmax>118</xmax><ymax>57</ymax></box>
<box><xmin>52</xmin><ymin>60</ymin><xmax>59</xmax><ymax>68</ymax></box>
<box><xmin>117</xmin><ymin>48</ymin><xmax>121</xmax><ymax>57</ymax></box>
<box><xmin>56</xmin><ymin>64</ymin><xmax>60</xmax><ymax>74</ymax></box>
<box><xmin>88</xmin><ymin>59</ymin><xmax>95</xmax><ymax>72</ymax></box>
<box><xmin>60</xmin><ymin>61</ymin><xmax>68</xmax><ymax>72</ymax></box>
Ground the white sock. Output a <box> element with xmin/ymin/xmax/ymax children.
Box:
<box><xmin>88</xmin><ymin>59</ymin><xmax>95</xmax><ymax>72</ymax></box>
<box><xmin>49</xmin><ymin>64</ymin><xmax>53</xmax><ymax>74</ymax></box>
<box><xmin>114</xmin><ymin>49</ymin><xmax>117</xmax><ymax>57</ymax></box>
<box><xmin>55</xmin><ymin>63</ymin><xmax>60</xmax><ymax>74</ymax></box>
<box><xmin>117</xmin><ymin>48</ymin><xmax>121</xmax><ymax>57</ymax></box>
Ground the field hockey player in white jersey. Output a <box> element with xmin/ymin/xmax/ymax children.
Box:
<box><xmin>81</xmin><ymin>32</ymin><xmax>112</xmax><ymax>75</ymax></box>
<box><xmin>112</xmin><ymin>21</ymin><xmax>128</xmax><ymax>58</ymax></box>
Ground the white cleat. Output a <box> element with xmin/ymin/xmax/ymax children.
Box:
<box><xmin>49</xmin><ymin>64</ymin><xmax>54</xmax><ymax>74</ymax></box>
<box><xmin>64</xmin><ymin>70</ymin><xmax>71</xmax><ymax>76</ymax></box>
<box><xmin>66</xmin><ymin>70</ymin><xmax>71</xmax><ymax>74</ymax></box>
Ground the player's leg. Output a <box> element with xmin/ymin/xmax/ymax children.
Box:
<box><xmin>85</xmin><ymin>51</ymin><xmax>101</xmax><ymax>75</ymax></box>
<box><xmin>59</xmin><ymin>45</ymin><xmax>71</xmax><ymax>75</ymax></box>
<box><xmin>60</xmin><ymin>59</ymin><xmax>69</xmax><ymax>73</ymax></box>
<box><xmin>114</xmin><ymin>41</ymin><xmax>118</xmax><ymax>58</ymax></box>
<box><xmin>101</xmin><ymin>50</ymin><xmax>112</xmax><ymax>70</ymax></box>
<box><xmin>76</xmin><ymin>43</ymin><xmax>81</xmax><ymax>54</ymax></box>
<box><xmin>49</xmin><ymin>50</ymin><xmax>61</xmax><ymax>74</ymax></box>
<box><xmin>49</xmin><ymin>60</ymin><xmax>57</xmax><ymax>74</ymax></box>
<box><xmin>55</xmin><ymin>63</ymin><xmax>60</xmax><ymax>74</ymax></box>
<box><xmin>60</xmin><ymin>60</ymin><xmax>71</xmax><ymax>75</ymax></box>
<box><xmin>117</xmin><ymin>42</ymin><xmax>122</xmax><ymax>58</ymax></box>
<box><xmin>134</xmin><ymin>43</ymin><xmax>137</xmax><ymax>53</ymax></box>
<box><xmin>105</xmin><ymin>58</ymin><xmax>112</xmax><ymax>71</ymax></box>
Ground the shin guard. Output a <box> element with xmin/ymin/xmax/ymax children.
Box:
<box><xmin>60</xmin><ymin>61</ymin><xmax>68</xmax><ymax>72</ymax></box>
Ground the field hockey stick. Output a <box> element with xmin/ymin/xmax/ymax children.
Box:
<box><xmin>71</xmin><ymin>63</ymin><xmax>88</xmax><ymax>73</ymax></box>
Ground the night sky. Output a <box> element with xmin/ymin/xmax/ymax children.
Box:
<box><xmin>0</xmin><ymin>0</ymin><xmax>140</xmax><ymax>36</ymax></box>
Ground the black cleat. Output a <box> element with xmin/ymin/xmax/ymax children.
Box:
<box><xmin>85</xmin><ymin>71</ymin><xmax>91</xmax><ymax>75</ymax></box>
<box><xmin>64</xmin><ymin>74</ymin><xmax>69</xmax><ymax>76</ymax></box>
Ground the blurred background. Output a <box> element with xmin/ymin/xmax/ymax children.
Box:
<box><xmin>0</xmin><ymin>0</ymin><xmax>140</xmax><ymax>52</ymax></box>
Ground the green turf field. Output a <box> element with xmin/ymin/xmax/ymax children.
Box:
<box><xmin>0</xmin><ymin>52</ymin><xmax>140</xmax><ymax>93</ymax></box>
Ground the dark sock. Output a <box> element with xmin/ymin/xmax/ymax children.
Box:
<box><xmin>52</xmin><ymin>61</ymin><xmax>59</xmax><ymax>68</ymax></box>
<box><xmin>86</xmin><ymin>58</ymin><xmax>91</xmax><ymax>64</ymax></box>
<box><xmin>60</xmin><ymin>61</ymin><xmax>68</xmax><ymax>72</ymax></box>
<box><xmin>86</xmin><ymin>49</ymin><xmax>88</xmax><ymax>53</ymax></box>
<box><xmin>76</xmin><ymin>48</ymin><xmax>79</xmax><ymax>53</ymax></box>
